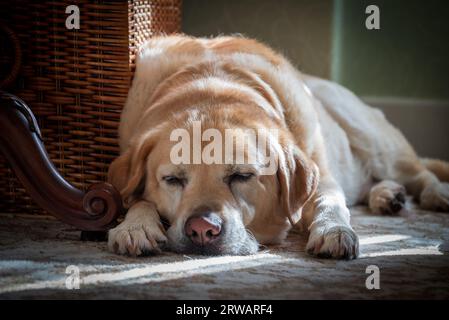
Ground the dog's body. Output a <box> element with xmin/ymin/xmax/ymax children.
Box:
<box><xmin>108</xmin><ymin>35</ymin><xmax>449</xmax><ymax>258</ymax></box>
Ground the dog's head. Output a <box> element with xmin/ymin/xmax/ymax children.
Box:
<box><xmin>108</xmin><ymin>105</ymin><xmax>318</xmax><ymax>255</ymax></box>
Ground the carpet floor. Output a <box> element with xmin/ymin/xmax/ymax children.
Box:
<box><xmin>0</xmin><ymin>206</ymin><xmax>448</xmax><ymax>299</ymax></box>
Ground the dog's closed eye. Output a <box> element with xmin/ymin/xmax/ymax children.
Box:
<box><xmin>226</xmin><ymin>172</ymin><xmax>254</xmax><ymax>184</ymax></box>
<box><xmin>163</xmin><ymin>175</ymin><xmax>186</xmax><ymax>187</ymax></box>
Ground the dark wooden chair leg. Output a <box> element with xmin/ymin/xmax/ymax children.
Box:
<box><xmin>0</xmin><ymin>92</ymin><xmax>123</xmax><ymax>231</ymax></box>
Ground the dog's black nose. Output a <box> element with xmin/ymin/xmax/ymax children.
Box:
<box><xmin>185</xmin><ymin>213</ymin><xmax>222</xmax><ymax>246</ymax></box>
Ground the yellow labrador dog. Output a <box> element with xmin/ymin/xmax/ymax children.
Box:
<box><xmin>107</xmin><ymin>35</ymin><xmax>449</xmax><ymax>259</ymax></box>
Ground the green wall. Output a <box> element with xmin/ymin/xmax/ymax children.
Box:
<box><xmin>332</xmin><ymin>0</ymin><xmax>449</xmax><ymax>99</ymax></box>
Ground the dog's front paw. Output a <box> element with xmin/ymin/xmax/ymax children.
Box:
<box><xmin>420</xmin><ymin>182</ymin><xmax>449</xmax><ymax>212</ymax></box>
<box><xmin>306</xmin><ymin>225</ymin><xmax>359</xmax><ymax>260</ymax></box>
<box><xmin>108</xmin><ymin>221</ymin><xmax>167</xmax><ymax>256</ymax></box>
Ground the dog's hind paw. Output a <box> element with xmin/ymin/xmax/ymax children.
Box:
<box><xmin>369</xmin><ymin>180</ymin><xmax>407</xmax><ymax>215</ymax></box>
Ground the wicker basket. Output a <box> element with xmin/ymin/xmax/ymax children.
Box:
<box><xmin>0</xmin><ymin>0</ymin><xmax>182</xmax><ymax>214</ymax></box>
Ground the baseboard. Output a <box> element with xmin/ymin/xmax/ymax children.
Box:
<box><xmin>362</xmin><ymin>96</ymin><xmax>449</xmax><ymax>161</ymax></box>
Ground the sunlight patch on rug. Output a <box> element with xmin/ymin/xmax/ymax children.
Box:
<box><xmin>361</xmin><ymin>245</ymin><xmax>443</xmax><ymax>258</ymax></box>
<box><xmin>0</xmin><ymin>253</ymin><xmax>294</xmax><ymax>294</ymax></box>
<box><xmin>359</xmin><ymin>234</ymin><xmax>411</xmax><ymax>246</ymax></box>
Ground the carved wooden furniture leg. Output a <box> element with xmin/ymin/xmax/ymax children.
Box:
<box><xmin>0</xmin><ymin>92</ymin><xmax>123</xmax><ymax>233</ymax></box>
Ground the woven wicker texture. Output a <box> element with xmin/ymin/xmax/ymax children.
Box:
<box><xmin>0</xmin><ymin>0</ymin><xmax>182</xmax><ymax>214</ymax></box>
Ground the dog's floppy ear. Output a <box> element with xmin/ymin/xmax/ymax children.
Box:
<box><xmin>108</xmin><ymin>132</ymin><xmax>157</xmax><ymax>208</ymax></box>
<box><xmin>277</xmin><ymin>146</ymin><xmax>319</xmax><ymax>225</ymax></box>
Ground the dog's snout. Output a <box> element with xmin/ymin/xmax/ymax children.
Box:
<box><xmin>185</xmin><ymin>213</ymin><xmax>222</xmax><ymax>246</ymax></box>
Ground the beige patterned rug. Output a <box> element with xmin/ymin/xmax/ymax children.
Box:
<box><xmin>0</xmin><ymin>206</ymin><xmax>448</xmax><ymax>299</ymax></box>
